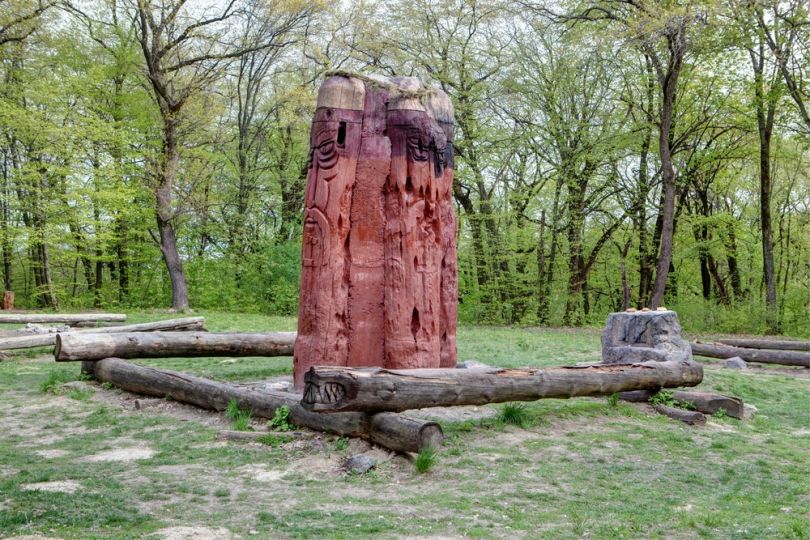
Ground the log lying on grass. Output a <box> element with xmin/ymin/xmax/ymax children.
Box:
<box><xmin>0</xmin><ymin>317</ymin><xmax>205</xmax><ymax>351</ymax></box>
<box><xmin>302</xmin><ymin>360</ymin><xmax>704</xmax><ymax>413</ymax></box>
<box><xmin>618</xmin><ymin>389</ymin><xmax>744</xmax><ymax>419</ymax></box>
<box><xmin>88</xmin><ymin>358</ymin><xmax>441</xmax><ymax>453</ymax></box>
<box><xmin>652</xmin><ymin>404</ymin><xmax>707</xmax><ymax>425</ymax></box>
<box><xmin>716</xmin><ymin>338</ymin><xmax>810</xmax><ymax>352</ymax></box>
<box><xmin>55</xmin><ymin>331</ymin><xmax>294</xmax><ymax>361</ymax></box>
<box><xmin>691</xmin><ymin>342</ymin><xmax>810</xmax><ymax>367</ymax></box>
<box><xmin>0</xmin><ymin>313</ymin><xmax>126</xmax><ymax>324</ymax></box>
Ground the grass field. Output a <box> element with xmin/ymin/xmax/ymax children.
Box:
<box><xmin>0</xmin><ymin>311</ymin><xmax>808</xmax><ymax>539</ymax></box>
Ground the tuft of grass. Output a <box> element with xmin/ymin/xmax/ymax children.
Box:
<box><xmin>414</xmin><ymin>446</ymin><xmax>437</xmax><ymax>474</ymax></box>
<box><xmin>498</xmin><ymin>402</ymin><xmax>531</xmax><ymax>428</ymax></box>
<box><xmin>40</xmin><ymin>369</ymin><xmax>78</xmax><ymax>393</ymax></box>
<box><xmin>713</xmin><ymin>408</ymin><xmax>728</xmax><ymax>420</ymax></box>
<box><xmin>225</xmin><ymin>398</ymin><xmax>252</xmax><ymax>431</ymax></box>
<box><xmin>333</xmin><ymin>437</ymin><xmax>349</xmax><ymax>451</ymax></box>
<box><xmin>68</xmin><ymin>387</ymin><xmax>94</xmax><ymax>401</ymax></box>
<box><xmin>649</xmin><ymin>390</ymin><xmax>675</xmax><ymax>407</ymax></box>
<box><xmin>607</xmin><ymin>393</ymin><xmax>620</xmax><ymax>407</ymax></box>
<box><xmin>268</xmin><ymin>405</ymin><xmax>292</xmax><ymax>431</ymax></box>
<box><xmin>258</xmin><ymin>433</ymin><xmax>294</xmax><ymax>447</ymax></box>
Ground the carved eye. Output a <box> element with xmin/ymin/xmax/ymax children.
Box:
<box><xmin>315</xmin><ymin>139</ymin><xmax>338</xmax><ymax>170</ymax></box>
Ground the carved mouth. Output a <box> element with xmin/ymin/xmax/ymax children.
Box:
<box><xmin>303</xmin><ymin>381</ymin><xmax>347</xmax><ymax>405</ymax></box>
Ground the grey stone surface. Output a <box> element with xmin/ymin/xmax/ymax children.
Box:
<box><xmin>456</xmin><ymin>360</ymin><xmax>493</xmax><ymax>370</ymax></box>
<box><xmin>724</xmin><ymin>356</ymin><xmax>748</xmax><ymax>370</ymax></box>
<box><xmin>345</xmin><ymin>454</ymin><xmax>376</xmax><ymax>474</ymax></box>
<box><xmin>601</xmin><ymin>310</ymin><xmax>692</xmax><ymax>364</ymax></box>
<box><xmin>743</xmin><ymin>403</ymin><xmax>758</xmax><ymax>421</ymax></box>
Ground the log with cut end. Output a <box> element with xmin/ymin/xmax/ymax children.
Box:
<box><xmin>87</xmin><ymin>358</ymin><xmax>441</xmax><ymax>453</ymax></box>
<box><xmin>0</xmin><ymin>313</ymin><xmax>126</xmax><ymax>324</ymax></box>
<box><xmin>55</xmin><ymin>331</ymin><xmax>295</xmax><ymax>361</ymax></box>
<box><xmin>716</xmin><ymin>338</ymin><xmax>810</xmax><ymax>352</ymax></box>
<box><xmin>691</xmin><ymin>342</ymin><xmax>810</xmax><ymax>367</ymax></box>
<box><xmin>652</xmin><ymin>404</ymin><xmax>707</xmax><ymax>425</ymax></box>
<box><xmin>618</xmin><ymin>390</ymin><xmax>744</xmax><ymax>419</ymax></box>
<box><xmin>302</xmin><ymin>360</ymin><xmax>704</xmax><ymax>413</ymax></box>
<box><xmin>0</xmin><ymin>317</ymin><xmax>205</xmax><ymax>351</ymax></box>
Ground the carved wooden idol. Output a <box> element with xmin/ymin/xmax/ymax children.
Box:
<box><xmin>294</xmin><ymin>74</ymin><xmax>457</xmax><ymax>388</ymax></box>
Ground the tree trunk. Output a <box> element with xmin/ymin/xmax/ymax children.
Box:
<box><xmin>156</xmin><ymin>118</ymin><xmax>189</xmax><ymax>311</ymax></box>
<box><xmin>88</xmin><ymin>358</ymin><xmax>442</xmax><ymax>453</ymax></box>
<box><xmin>652</xmin><ymin>404</ymin><xmax>706</xmax><ymax>425</ymax></box>
<box><xmin>55</xmin><ymin>331</ymin><xmax>296</xmax><ymax>361</ymax></box>
<box><xmin>302</xmin><ymin>360</ymin><xmax>704</xmax><ymax>413</ymax></box>
<box><xmin>690</xmin><ymin>342</ymin><xmax>810</xmax><ymax>367</ymax></box>
<box><xmin>0</xmin><ymin>317</ymin><xmax>204</xmax><ymax>351</ymax></box>
<box><xmin>618</xmin><ymin>389</ymin><xmax>744</xmax><ymax>419</ymax></box>
<box><xmin>716</xmin><ymin>338</ymin><xmax>809</xmax><ymax>351</ymax></box>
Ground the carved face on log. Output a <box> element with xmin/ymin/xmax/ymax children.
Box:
<box><xmin>294</xmin><ymin>74</ymin><xmax>457</xmax><ymax>388</ymax></box>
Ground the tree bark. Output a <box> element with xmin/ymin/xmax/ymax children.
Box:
<box><xmin>0</xmin><ymin>317</ymin><xmax>204</xmax><ymax>351</ymax></box>
<box><xmin>88</xmin><ymin>358</ymin><xmax>442</xmax><ymax>453</ymax></box>
<box><xmin>618</xmin><ymin>389</ymin><xmax>744</xmax><ymax>419</ymax></box>
<box><xmin>55</xmin><ymin>331</ymin><xmax>296</xmax><ymax>361</ymax></box>
<box><xmin>302</xmin><ymin>360</ymin><xmax>704</xmax><ymax>413</ymax></box>
<box><xmin>716</xmin><ymin>338</ymin><xmax>809</xmax><ymax>352</ymax></box>
<box><xmin>691</xmin><ymin>342</ymin><xmax>810</xmax><ymax>367</ymax></box>
<box><xmin>652</xmin><ymin>404</ymin><xmax>706</xmax><ymax>425</ymax></box>
<box><xmin>0</xmin><ymin>313</ymin><xmax>126</xmax><ymax>324</ymax></box>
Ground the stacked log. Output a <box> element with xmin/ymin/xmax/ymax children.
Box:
<box><xmin>690</xmin><ymin>342</ymin><xmax>810</xmax><ymax>368</ymax></box>
<box><xmin>618</xmin><ymin>389</ymin><xmax>745</xmax><ymax>419</ymax></box>
<box><xmin>0</xmin><ymin>313</ymin><xmax>126</xmax><ymax>324</ymax></box>
<box><xmin>301</xmin><ymin>360</ymin><xmax>704</xmax><ymax>413</ymax></box>
<box><xmin>0</xmin><ymin>317</ymin><xmax>205</xmax><ymax>351</ymax></box>
<box><xmin>717</xmin><ymin>338</ymin><xmax>809</xmax><ymax>352</ymax></box>
<box><xmin>55</xmin><ymin>331</ymin><xmax>296</xmax><ymax>361</ymax></box>
<box><xmin>88</xmin><ymin>358</ymin><xmax>441</xmax><ymax>454</ymax></box>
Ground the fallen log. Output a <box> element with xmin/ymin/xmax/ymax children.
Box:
<box><xmin>88</xmin><ymin>358</ymin><xmax>441</xmax><ymax>453</ymax></box>
<box><xmin>716</xmin><ymin>338</ymin><xmax>810</xmax><ymax>352</ymax></box>
<box><xmin>56</xmin><ymin>331</ymin><xmax>295</xmax><ymax>361</ymax></box>
<box><xmin>690</xmin><ymin>342</ymin><xmax>810</xmax><ymax>368</ymax></box>
<box><xmin>0</xmin><ymin>317</ymin><xmax>205</xmax><ymax>351</ymax></box>
<box><xmin>0</xmin><ymin>313</ymin><xmax>126</xmax><ymax>324</ymax></box>
<box><xmin>652</xmin><ymin>404</ymin><xmax>707</xmax><ymax>425</ymax></box>
<box><xmin>302</xmin><ymin>360</ymin><xmax>704</xmax><ymax>413</ymax></box>
<box><xmin>618</xmin><ymin>389</ymin><xmax>744</xmax><ymax>419</ymax></box>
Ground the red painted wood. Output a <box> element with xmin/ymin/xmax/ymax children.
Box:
<box><xmin>294</xmin><ymin>75</ymin><xmax>457</xmax><ymax>388</ymax></box>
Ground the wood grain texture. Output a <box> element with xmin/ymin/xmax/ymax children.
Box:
<box><xmin>716</xmin><ymin>338</ymin><xmax>810</xmax><ymax>352</ymax></box>
<box><xmin>55</xmin><ymin>331</ymin><xmax>295</xmax><ymax>361</ymax></box>
<box><xmin>691</xmin><ymin>342</ymin><xmax>810</xmax><ymax>367</ymax></box>
<box><xmin>294</xmin><ymin>74</ymin><xmax>458</xmax><ymax>388</ymax></box>
<box><xmin>0</xmin><ymin>317</ymin><xmax>204</xmax><ymax>351</ymax></box>
<box><xmin>302</xmin><ymin>360</ymin><xmax>704</xmax><ymax>413</ymax></box>
<box><xmin>89</xmin><ymin>358</ymin><xmax>441</xmax><ymax>453</ymax></box>
<box><xmin>0</xmin><ymin>313</ymin><xmax>126</xmax><ymax>324</ymax></box>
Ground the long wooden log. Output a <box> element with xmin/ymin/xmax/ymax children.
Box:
<box><xmin>716</xmin><ymin>338</ymin><xmax>810</xmax><ymax>352</ymax></box>
<box><xmin>691</xmin><ymin>342</ymin><xmax>810</xmax><ymax>367</ymax></box>
<box><xmin>302</xmin><ymin>360</ymin><xmax>704</xmax><ymax>413</ymax></box>
<box><xmin>652</xmin><ymin>404</ymin><xmax>707</xmax><ymax>425</ymax></box>
<box><xmin>55</xmin><ymin>331</ymin><xmax>294</xmax><ymax>361</ymax></box>
<box><xmin>618</xmin><ymin>390</ymin><xmax>744</xmax><ymax>419</ymax></box>
<box><xmin>0</xmin><ymin>313</ymin><xmax>126</xmax><ymax>324</ymax></box>
<box><xmin>88</xmin><ymin>358</ymin><xmax>441</xmax><ymax>453</ymax></box>
<box><xmin>0</xmin><ymin>317</ymin><xmax>205</xmax><ymax>351</ymax></box>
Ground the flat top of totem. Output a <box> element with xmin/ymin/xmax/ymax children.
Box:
<box><xmin>318</xmin><ymin>71</ymin><xmax>453</xmax><ymax>121</ymax></box>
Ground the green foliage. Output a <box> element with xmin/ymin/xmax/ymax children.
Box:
<box><xmin>333</xmin><ymin>437</ymin><xmax>349</xmax><ymax>452</ymax></box>
<box><xmin>607</xmin><ymin>393</ymin><xmax>620</xmax><ymax>408</ymax></box>
<box><xmin>713</xmin><ymin>409</ymin><xmax>728</xmax><ymax>420</ymax></box>
<box><xmin>414</xmin><ymin>446</ymin><xmax>437</xmax><ymax>474</ymax></box>
<box><xmin>497</xmin><ymin>403</ymin><xmax>531</xmax><ymax>428</ymax></box>
<box><xmin>649</xmin><ymin>390</ymin><xmax>675</xmax><ymax>407</ymax></box>
<box><xmin>40</xmin><ymin>369</ymin><xmax>81</xmax><ymax>394</ymax></box>
<box><xmin>68</xmin><ymin>387</ymin><xmax>94</xmax><ymax>401</ymax></box>
<box><xmin>225</xmin><ymin>399</ymin><xmax>252</xmax><ymax>431</ymax></box>
<box><xmin>267</xmin><ymin>405</ymin><xmax>292</xmax><ymax>432</ymax></box>
<box><xmin>258</xmin><ymin>433</ymin><xmax>294</xmax><ymax>447</ymax></box>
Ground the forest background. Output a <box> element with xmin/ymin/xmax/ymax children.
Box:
<box><xmin>1</xmin><ymin>0</ymin><xmax>808</xmax><ymax>336</ymax></box>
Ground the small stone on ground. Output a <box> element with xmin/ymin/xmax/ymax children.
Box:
<box><xmin>346</xmin><ymin>454</ymin><xmax>376</xmax><ymax>474</ymax></box>
<box><xmin>725</xmin><ymin>356</ymin><xmax>748</xmax><ymax>369</ymax></box>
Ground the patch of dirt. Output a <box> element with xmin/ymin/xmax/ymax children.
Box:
<box><xmin>3</xmin><ymin>536</ymin><xmax>66</xmax><ymax>540</ymax></box>
<box><xmin>286</xmin><ymin>453</ymin><xmax>343</xmax><ymax>478</ymax></box>
<box><xmin>151</xmin><ymin>526</ymin><xmax>235</xmax><ymax>540</ymax></box>
<box><xmin>85</xmin><ymin>447</ymin><xmax>155</xmax><ymax>462</ymax></box>
<box><xmin>237</xmin><ymin>464</ymin><xmax>285</xmax><ymax>482</ymax></box>
<box><xmin>405</xmin><ymin>405</ymin><xmax>498</xmax><ymax>422</ymax></box>
<box><xmin>34</xmin><ymin>449</ymin><xmax>69</xmax><ymax>459</ymax></box>
<box><xmin>20</xmin><ymin>480</ymin><xmax>81</xmax><ymax>493</ymax></box>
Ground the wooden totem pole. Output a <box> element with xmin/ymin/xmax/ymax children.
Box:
<box><xmin>294</xmin><ymin>74</ymin><xmax>457</xmax><ymax>388</ymax></box>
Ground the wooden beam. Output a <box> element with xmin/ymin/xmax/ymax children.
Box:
<box><xmin>716</xmin><ymin>338</ymin><xmax>810</xmax><ymax>352</ymax></box>
<box><xmin>55</xmin><ymin>331</ymin><xmax>294</xmax><ymax>361</ymax></box>
<box><xmin>691</xmin><ymin>342</ymin><xmax>810</xmax><ymax>367</ymax></box>
<box><xmin>302</xmin><ymin>360</ymin><xmax>704</xmax><ymax>413</ymax></box>
<box><xmin>88</xmin><ymin>358</ymin><xmax>441</xmax><ymax>454</ymax></box>
<box><xmin>0</xmin><ymin>313</ymin><xmax>126</xmax><ymax>324</ymax></box>
<box><xmin>0</xmin><ymin>317</ymin><xmax>205</xmax><ymax>351</ymax></box>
